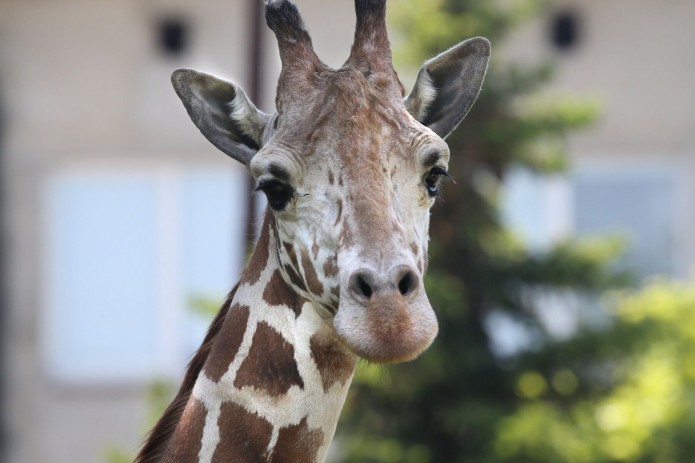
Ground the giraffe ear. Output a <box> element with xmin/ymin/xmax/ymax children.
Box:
<box><xmin>172</xmin><ymin>69</ymin><xmax>272</xmax><ymax>166</ymax></box>
<box><xmin>404</xmin><ymin>37</ymin><xmax>490</xmax><ymax>139</ymax></box>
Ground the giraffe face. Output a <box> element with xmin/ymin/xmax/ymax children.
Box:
<box><xmin>172</xmin><ymin>0</ymin><xmax>489</xmax><ymax>364</ymax></box>
<box><xmin>249</xmin><ymin>69</ymin><xmax>446</xmax><ymax>363</ymax></box>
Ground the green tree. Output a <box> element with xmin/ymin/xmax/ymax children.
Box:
<box><xmin>495</xmin><ymin>280</ymin><xmax>695</xmax><ymax>462</ymax></box>
<box><xmin>338</xmin><ymin>1</ymin><xmax>629</xmax><ymax>461</ymax></box>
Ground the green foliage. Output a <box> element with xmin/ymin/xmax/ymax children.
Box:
<box><xmin>104</xmin><ymin>380</ymin><xmax>174</xmax><ymax>463</ymax></box>
<box><xmin>495</xmin><ymin>281</ymin><xmax>695</xmax><ymax>462</ymax></box>
<box><xmin>391</xmin><ymin>0</ymin><xmax>547</xmax><ymax>67</ymax></box>
<box><xmin>189</xmin><ymin>293</ymin><xmax>223</xmax><ymax>317</ymax></box>
<box><xmin>104</xmin><ymin>448</ymin><xmax>133</xmax><ymax>463</ymax></box>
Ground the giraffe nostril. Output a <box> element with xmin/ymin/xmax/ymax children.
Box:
<box><xmin>349</xmin><ymin>266</ymin><xmax>419</xmax><ymax>302</ymax></box>
<box><xmin>398</xmin><ymin>272</ymin><xmax>413</xmax><ymax>296</ymax></box>
<box><xmin>357</xmin><ymin>276</ymin><xmax>373</xmax><ymax>299</ymax></box>
<box><xmin>349</xmin><ymin>269</ymin><xmax>378</xmax><ymax>301</ymax></box>
<box><xmin>396</xmin><ymin>267</ymin><xmax>418</xmax><ymax>298</ymax></box>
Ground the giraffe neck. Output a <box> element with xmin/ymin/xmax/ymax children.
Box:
<box><xmin>162</xmin><ymin>213</ymin><xmax>357</xmax><ymax>463</ymax></box>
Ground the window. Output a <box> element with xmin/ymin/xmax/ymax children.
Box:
<box><xmin>502</xmin><ymin>168</ymin><xmax>572</xmax><ymax>251</ymax></box>
<box><xmin>503</xmin><ymin>161</ymin><xmax>686</xmax><ymax>279</ymax></box>
<box><xmin>499</xmin><ymin>160</ymin><xmax>687</xmax><ymax>346</ymax></box>
<box><xmin>574</xmin><ymin>164</ymin><xmax>679</xmax><ymax>278</ymax></box>
<box><xmin>42</xmin><ymin>166</ymin><xmax>247</xmax><ymax>383</ymax></box>
<box><xmin>550</xmin><ymin>10</ymin><xmax>581</xmax><ymax>51</ymax></box>
<box><xmin>158</xmin><ymin>17</ymin><xmax>190</xmax><ymax>57</ymax></box>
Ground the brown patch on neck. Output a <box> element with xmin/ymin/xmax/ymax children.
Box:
<box><xmin>310</xmin><ymin>332</ymin><xmax>356</xmax><ymax>393</ymax></box>
<box><xmin>283</xmin><ymin>241</ymin><xmax>299</xmax><ymax>268</ymax></box>
<box><xmin>334</xmin><ymin>199</ymin><xmax>343</xmax><ymax>226</ymax></box>
<box><xmin>301</xmin><ymin>247</ymin><xmax>324</xmax><ymax>296</ymax></box>
<box><xmin>135</xmin><ymin>285</ymin><xmax>240</xmax><ymax>463</ymax></box>
<box><xmin>245</xmin><ymin>213</ymin><xmax>273</xmax><ymax>285</ymax></box>
<box><xmin>284</xmin><ymin>263</ymin><xmax>308</xmax><ymax>293</ymax></box>
<box><xmin>263</xmin><ymin>269</ymin><xmax>303</xmax><ymax>318</ymax></box>
<box><xmin>270</xmin><ymin>417</ymin><xmax>325</xmax><ymax>463</ymax></box>
<box><xmin>159</xmin><ymin>398</ymin><xmax>206</xmax><ymax>462</ymax></box>
<box><xmin>234</xmin><ymin>322</ymin><xmax>304</xmax><ymax>396</ymax></box>
<box><xmin>212</xmin><ymin>402</ymin><xmax>273</xmax><ymax>463</ymax></box>
<box><xmin>204</xmin><ymin>304</ymin><xmax>250</xmax><ymax>382</ymax></box>
<box><xmin>323</xmin><ymin>255</ymin><xmax>339</xmax><ymax>277</ymax></box>
<box><xmin>282</xmin><ymin>241</ymin><xmax>308</xmax><ymax>293</ymax></box>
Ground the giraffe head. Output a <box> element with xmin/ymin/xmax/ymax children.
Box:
<box><xmin>172</xmin><ymin>0</ymin><xmax>489</xmax><ymax>363</ymax></box>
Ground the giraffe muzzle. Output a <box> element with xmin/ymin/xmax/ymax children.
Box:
<box><xmin>334</xmin><ymin>264</ymin><xmax>438</xmax><ymax>363</ymax></box>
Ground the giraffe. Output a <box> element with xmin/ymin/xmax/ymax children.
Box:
<box><xmin>135</xmin><ymin>0</ymin><xmax>489</xmax><ymax>461</ymax></box>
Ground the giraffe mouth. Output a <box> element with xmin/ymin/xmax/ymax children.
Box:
<box><xmin>333</xmin><ymin>288</ymin><xmax>439</xmax><ymax>363</ymax></box>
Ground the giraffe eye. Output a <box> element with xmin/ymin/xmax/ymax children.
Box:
<box><xmin>423</xmin><ymin>166</ymin><xmax>448</xmax><ymax>197</ymax></box>
<box><xmin>257</xmin><ymin>179</ymin><xmax>294</xmax><ymax>211</ymax></box>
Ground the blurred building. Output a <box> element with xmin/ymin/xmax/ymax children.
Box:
<box><xmin>0</xmin><ymin>0</ymin><xmax>693</xmax><ymax>462</ymax></box>
<box><xmin>502</xmin><ymin>0</ymin><xmax>695</xmax><ymax>279</ymax></box>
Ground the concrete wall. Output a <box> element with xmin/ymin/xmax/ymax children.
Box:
<box><xmin>505</xmin><ymin>0</ymin><xmax>695</xmax><ymax>155</ymax></box>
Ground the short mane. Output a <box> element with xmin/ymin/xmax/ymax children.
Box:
<box><xmin>134</xmin><ymin>284</ymin><xmax>240</xmax><ymax>463</ymax></box>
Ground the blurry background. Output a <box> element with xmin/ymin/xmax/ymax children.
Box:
<box><xmin>1</xmin><ymin>0</ymin><xmax>694</xmax><ymax>462</ymax></box>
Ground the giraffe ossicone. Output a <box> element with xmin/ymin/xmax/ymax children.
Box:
<box><xmin>136</xmin><ymin>1</ymin><xmax>489</xmax><ymax>461</ymax></box>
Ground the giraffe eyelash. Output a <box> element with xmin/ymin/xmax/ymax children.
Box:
<box><xmin>423</xmin><ymin>166</ymin><xmax>449</xmax><ymax>197</ymax></box>
<box><xmin>257</xmin><ymin>179</ymin><xmax>295</xmax><ymax>211</ymax></box>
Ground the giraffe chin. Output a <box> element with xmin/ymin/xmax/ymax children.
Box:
<box><xmin>333</xmin><ymin>291</ymin><xmax>439</xmax><ymax>364</ymax></box>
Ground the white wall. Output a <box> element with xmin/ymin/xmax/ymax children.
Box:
<box><xmin>503</xmin><ymin>0</ymin><xmax>695</xmax><ymax>155</ymax></box>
